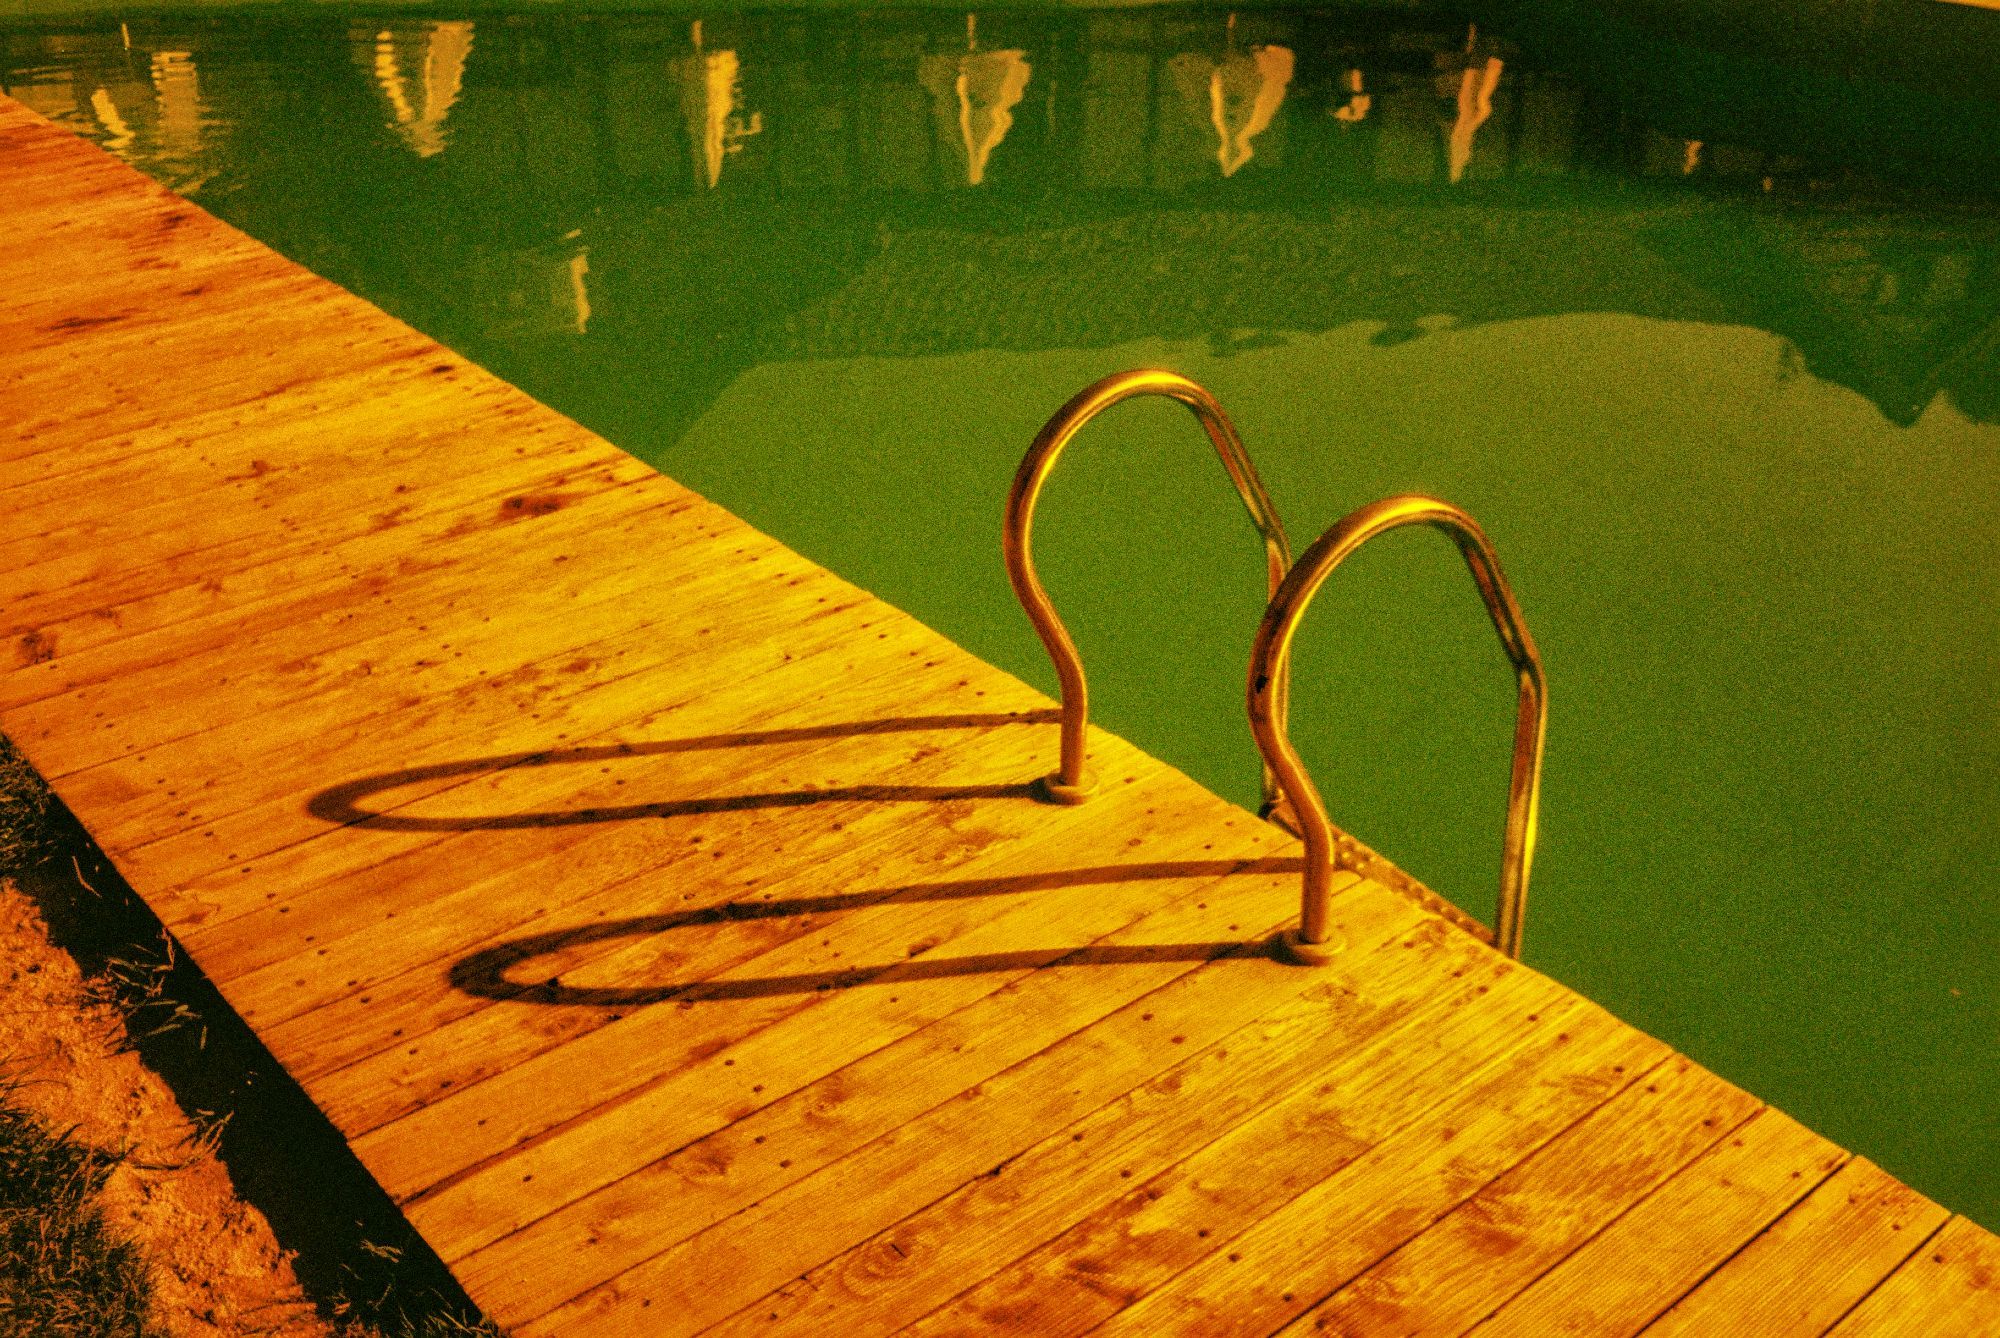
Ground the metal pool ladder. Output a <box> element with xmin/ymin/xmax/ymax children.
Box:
<box><xmin>1005</xmin><ymin>374</ymin><xmax>1547</xmax><ymax>962</ymax></box>
<box><xmin>1248</xmin><ymin>493</ymin><xmax>1547</xmax><ymax>963</ymax></box>
<box><xmin>1003</xmin><ymin>368</ymin><xmax>1294</xmax><ymax>814</ymax></box>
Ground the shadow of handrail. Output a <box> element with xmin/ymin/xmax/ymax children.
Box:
<box><xmin>305</xmin><ymin>709</ymin><xmax>1059</xmax><ymax>832</ymax></box>
<box><xmin>449</xmin><ymin>855</ymin><xmax>1303</xmax><ymax>1007</ymax></box>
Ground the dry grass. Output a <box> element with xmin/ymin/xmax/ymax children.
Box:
<box><xmin>0</xmin><ymin>739</ymin><xmax>54</xmax><ymax>873</ymax></box>
<box><xmin>0</xmin><ymin>1087</ymin><xmax>159</xmax><ymax>1337</ymax></box>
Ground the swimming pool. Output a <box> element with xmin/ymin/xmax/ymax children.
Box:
<box><xmin>5</xmin><ymin>1</ymin><xmax>1996</xmax><ymax>1229</ymax></box>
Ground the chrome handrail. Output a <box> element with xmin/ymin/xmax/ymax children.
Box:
<box><xmin>1247</xmin><ymin>494</ymin><xmax>1546</xmax><ymax>963</ymax></box>
<box><xmin>1005</xmin><ymin>369</ymin><xmax>1293</xmax><ymax>808</ymax></box>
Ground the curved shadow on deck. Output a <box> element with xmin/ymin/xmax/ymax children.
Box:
<box><xmin>305</xmin><ymin>709</ymin><xmax>1058</xmax><ymax>832</ymax></box>
<box><xmin>450</xmin><ymin>855</ymin><xmax>1304</xmax><ymax>1007</ymax></box>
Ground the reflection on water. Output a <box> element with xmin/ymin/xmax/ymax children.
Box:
<box><xmin>919</xmin><ymin>16</ymin><xmax>1030</xmax><ymax>187</ymax></box>
<box><xmin>563</xmin><ymin>228</ymin><xmax>591</xmax><ymax>336</ymax></box>
<box><xmin>1167</xmin><ymin>18</ymin><xmax>1293</xmax><ymax>178</ymax></box>
<box><xmin>1331</xmin><ymin>66</ymin><xmax>1370</xmax><ymax>123</ymax></box>
<box><xmin>12</xmin><ymin>5</ymin><xmax>1992</xmax><ymax>437</ymax></box>
<box><xmin>4</xmin><ymin>2</ymin><xmax>1999</xmax><ymax>1230</ymax></box>
<box><xmin>87</xmin><ymin>81</ymin><xmax>129</xmax><ymax>150</ymax></box>
<box><xmin>366</xmin><ymin>20</ymin><xmax>473</xmax><ymax>160</ymax></box>
<box><xmin>678</xmin><ymin>20</ymin><xmax>760</xmax><ymax>190</ymax></box>
<box><xmin>1444</xmin><ymin>31</ymin><xmax>1502</xmax><ymax>182</ymax></box>
<box><xmin>147</xmin><ymin>48</ymin><xmax>199</xmax><ymax>161</ymax></box>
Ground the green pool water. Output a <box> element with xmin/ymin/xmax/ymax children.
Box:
<box><xmin>6</xmin><ymin>1</ymin><xmax>1996</xmax><ymax>1228</ymax></box>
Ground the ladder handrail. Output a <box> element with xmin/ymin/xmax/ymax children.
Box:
<box><xmin>1005</xmin><ymin>368</ymin><xmax>1294</xmax><ymax>807</ymax></box>
<box><xmin>1246</xmin><ymin>494</ymin><xmax>1547</xmax><ymax>962</ymax></box>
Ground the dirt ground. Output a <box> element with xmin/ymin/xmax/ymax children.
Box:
<box><xmin>1</xmin><ymin>877</ymin><xmax>335</xmax><ymax>1338</ymax></box>
<box><xmin>0</xmin><ymin>733</ymin><xmax>497</xmax><ymax>1338</ymax></box>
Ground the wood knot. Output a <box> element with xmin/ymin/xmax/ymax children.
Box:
<box><xmin>500</xmin><ymin>493</ymin><xmax>565</xmax><ymax>520</ymax></box>
<box><xmin>17</xmin><ymin>630</ymin><xmax>56</xmax><ymax>665</ymax></box>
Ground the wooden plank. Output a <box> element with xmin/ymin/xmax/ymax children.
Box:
<box><xmin>0</xmin><ymin>253</ymin><xmax>323</xmax><ymax>367</ymax></box>
<box><xmin>230</xmin><ymin>695</ymin><xmax>1065</xmax><ymax>1039</ymax></box>
<box><xmin>0</xmin><ymin>362</ymin><xmax>637</xmax><ymax>592</ymax></box>
<box><xmin>736</xmin><ymin>932</ymin><xmax>1550</xmax><ymax>1338</ymax></box>
<box><xmin>1274</xmin><ymin>1055</ymin><xmax>1761</xmax><ymax>1336</ymax></box>
<box><xmin>1</xmin><ymin>326</ymin><xmax>445</xmax><ymax>498</ymax></box>
<box><xmin>899</xmin><ymin>987</ymin><xmax>1612</xmax><ymax>1338</ymax></box>
<box><xmin>1080</xmin><ymin>1015</ymin><xmax>1668</xmax><ymax>1337</ymax></box>
<box><xmin>165</xmin><ymin>626</ymin><xmax>1031</xmax><ymax>986</ymax></box>
<box><xmin>1642</xmin><ymin>1157</ymin><xmax>1951</xmax><ymax>1336</ymax></box>
<box><xmin>1467</xmin><ymin>1105</ymin><xmax>1850</xmax><ymax>1336</ymax></box>
<box><xmin>44</xmin><ymin>524</ymin><xmax>845</xmax><ymax>859</ymax></box>
<box><xmin>7</xmin><ymin>479</ymin><xmax>680</xmax><ymax>778</ymax></box>
<box><xmin>299</xmin><ymin>707</ymin><xmax>1122</xmax><ymax>1136</ymax></box>
<box><xmin>1828</xmin><ymin>1216</ymin><xmax>2000</xmax><ymax>1336</ymax></box>
<box><xmin>0</xmin><ymin>359</ymin><xmax>447</xmax><ymax>529</ymax></box>
<box><xmin>2</xmin><ymin>277</ymin><xmax>418</xmax><ymax>428</ymax></box>
<box><xmin>333</xmin><ymin>761</ymin><xmax>1238</xmax><ymax>1205</ymax></box>
<box><xmin>501</xmin><ymin>872</ymin><xmax>1422</xmax><ymax>1336</ymax></box>
<box><xmin>0</xmin><ymin>126</ymin><xmax>262</xmax><ymax>245</ymax></box>
<box><xmin>431</xmin><ymin>812</ymin><xmax>1309</xmax><ymax>1301</ymax></box>
<box><xmin>102</xmin><ymin>563</ymin><xmax>874</xmax><ymax>893</ymax></box>
<box><xmin>0</xmin><ymin>414</ymin><xmax>626</xmax><ymax>670</ymax></box>
<box><xmin>682</xmin><ymin>925</ymin><xmax>1564</xmax><ymax>1338</ymax></box>
<box><xmin>1</xmin><ymin>451</ymin><xmax>650</xmax><ymax>689</ymax></box>
<box><xmin>0</xmin><ymin>402</ymin><xmax>629</xmax><ymax>669</ymax></box>
<box><xmin>151</xmin><ymin>598</ymin><xmax>1037</xmax><ymax>945</ymax></box>
<box><xmin>4</xmin><ymin>289</ymin><xmax>440</xmax><ymax>472</ymax></box>
<box><xmin>0</xmin><ymin>237</ymin><xmax>280</xmax><ymax>326</ymax></box>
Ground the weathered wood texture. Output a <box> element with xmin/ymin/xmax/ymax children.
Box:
<box><xmin>3</xmin><ymin>97</ymin><xmax>1991</xmax><ymax>1335</ymax></box>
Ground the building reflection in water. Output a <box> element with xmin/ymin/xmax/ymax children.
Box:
<box><xmin>565</xmin><ymin>228</ymin><xmax>592</xmax><ymax>335</ymax></box>
<box><xmin>917</xmin><ymin>16</ymin><xmax>1030</xmax><ymax>186</ymax></box>
<box><xmin>1332</xmin><ymin>68</ymin><xmax>1371</xmax><ymax>124</ymax></box>
<box><xmin>89</xmin><ymin>86</ymin><xmax>134</xmax><ymax>152</ymax></box>
<box><xmin>1168</xmin><ymin>17</ymin><xmax>1294</xmax><ymax>178</ymax></box>
<box><xmin>147</xmin><ymin>49</ymin><xmax>201</xmax><ymax>164</ymax></box>
<box><xmin>457</xmin><ymin>225</ymin><xmax>595</xmax><ymax>339</ymax></box>
<box><xmin>16</xmin><ymin>6</ymin><xmax>1961</xmax><ymax>198</ymax></box>
<box><xmin>2</xmin><ymin>5</ymin><xmax>1993</xmax><ymax>427</ymax></box>
<box><xmin>1443</xmin><ymin>28</ymin><xmax>1503</xmax><ymax>183</ymax></box>
<box><xmin>1218</xmin><ymin>44</ymin><xmax>1295</xmax><ymax>176</ymax></box>
<box><xmin>676</xmin><ymin>19</ymin><xmax>762</xmax><ymax>189</ymax></box>
<box><xmin>366</xmin><ymin>20</ymin><xmax>473</xmax><ymax>159</ymax></box>
<box><xmin>14</xmin><ymin>40</ymin><xmax>210</xmax><ymax>186</ymax></box>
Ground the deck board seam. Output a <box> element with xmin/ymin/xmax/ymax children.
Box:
<box><xmin>1815</xmin><ymin>1215</ymin><xmax>1958</xmax><ymax>1337</ymax></box>
<box><xmin>1269</xmin><ymin>1052</ymin><xmax>1688</xmax><ymax>1338</ymax></box>
<box><xmin>6</xmin><ymin>474</ymin><xmax>686</xmax><ymax>701</ymax></box>
<box><xmin>286</xmin><ymin>712</ymin><xmax>1113</xmax><ymax>1093</ymax></box>
<box><xmin>164</xmin><ymin>631</ymin><xmax>1063</xmax><ymax>965</ymax></box>
<box><xmin>426</xmin><ymin>837</ymin><xmax>1291</xmax><ymax>1247</ymax></box>
<box><xmin>497</xmin><ymin>897</ymin><xmax>1326</xmax><ymax>1330</ymax></box>
<box><xmin>136</xmin><ymin>589</ymin><xmax>883</xmax><ymax>888</ymax></box>
<box><xmin>1079</xmin><ymin>1043</ymin><xmax>1677</xmax><ymax>1338</ymax></box>
<box><xmin>1628</xmin><ymin>1152</ymin><xmax>1857</xmax><ymax>1334</ymax></box>
<box><xmin>1457</xmin><ymin>1099</ymin><xmax>1773</xmax><ymax>1334</ymax></box>
<box><xmin>797</xmin><ymin>924</ymin><xmax>1531</xmax><ymax>1338</ymax></box>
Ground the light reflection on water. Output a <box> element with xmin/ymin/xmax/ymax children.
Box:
<box><xmin>4</xmin><ymin>4</ymin><xmax>1998</xmax><ymax>1227</ymax></box>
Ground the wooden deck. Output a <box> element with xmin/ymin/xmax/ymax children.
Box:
<box><xmin>3</xmin><ymin>94</ymin><xmax>1996</xmax><ymax>1335</ymax></box>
